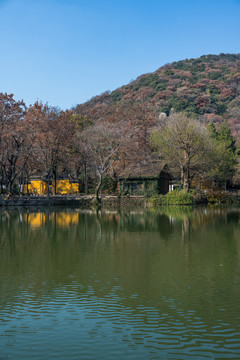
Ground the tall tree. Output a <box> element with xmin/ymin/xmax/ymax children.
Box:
<box><xmin>150</xmin><ymin>112</ymin><xmax>215</xmax><ymax>191</ymax></box>
<box><xmin>207</xmin><ymin>121</ymin><xmax>237</xmax><ymax>188</ymax></box>
<box><xmin>82</xmin><ymin>122</ymin><xmax>123</xmax><ymax>203</ymax></box>
<box><xmin>69</xmin><ymin>114</ymin><xmax>92</xmax><ymax>194</ymax></box>
<box><xmin>110</xmin><ymin>99</ymin><xmax>158</xmax><ymax>175</ymax></box>
<box><xmin>207</xmin><ymin>121</ymin><xmax>218</xmax><ymax>140</ymax></box>
<box><xmin>29</xmin><ymin>102</ymin><xmax>75</xmax><ymax>194</ymax></box>
<box><xmin>0</xmin><ymin>93</ymin><xmax>35</xmax><ymax>193</ymax></box>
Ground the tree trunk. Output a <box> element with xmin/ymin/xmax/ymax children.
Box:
<box><xmin>84</xmin><ymin>160</ymin><xmax>88</xmax><ymax>195</ymax></box>
<box><xmin>8</xmin><ymin>181</ymin><xmax>13</xmax><ymax>195</ymax></box>
<box><xmin>183</xmin><ymin>165</ymin><xmax>190</xmax><ymax>192</ymax></box>
<box><xmin>53</xmin><ymin>169</ymin><xmax>57</xmax><ymax>195</ymax></box>
<box><xmin>47</xmin><ymin>173</ymin><xmax>50</xmax><ymax>196</ymax></box>
<box><xmin>95</xmin><ymin>173</ymin><xmax>103</xmax><ymax>204</ymax></box>
<box><xmin>183</xmin><ymin>152</ymin><xmax>190</xmax><ymax>192</ymax></box>
<box><xmin>26</xmin><ymin>180</ymin><xmax>29</xmax><ymax>195</ymax></box>
<box><xmin>181</xmin><ymin>166</ymin><xmax>184</xmax><ymax>187</ymax></box>
<box><xmin>20</xmin><ymin>176</ymin><xmax>24</xmax><ymax>195</ymax></box>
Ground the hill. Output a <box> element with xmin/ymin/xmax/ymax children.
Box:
<box><xmin>75</xmin><ymin>53</ymin><xmax>240</xmax><ymax>138</ymax></box>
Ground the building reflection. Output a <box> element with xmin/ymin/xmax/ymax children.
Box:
<box><xmin>23</xmin><ymin>212</ymin><xmax>79</xmax><ymax>228</ymax></box>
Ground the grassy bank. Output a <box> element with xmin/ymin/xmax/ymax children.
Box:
<box><xmin>147</xmin><ymin>189</ymin><xmax>240</xmax><ymax>206</ymax></box>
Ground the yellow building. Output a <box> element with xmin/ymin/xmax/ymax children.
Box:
<box><xmin>55</xmin><ymin>179</ymin><xmax>79</xmax><ymax>194</ymax></box>
<box><xmin>23</xmin><ymin>178</ymin><xmax>47</xmax><ymax>195</ymax></box>
<box><xmin>23</xmin><ymin>178</ymin><xmax>79</xmax><ymax>195</ymax></box>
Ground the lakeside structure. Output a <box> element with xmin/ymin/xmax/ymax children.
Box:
<box><xmin>118</xmin><ymin>162</ymin><xmax>173</xmax><ymax>196</ymax></box>
<box><xmin>23</xmin><ymin>176</ymin><xmax>79</xmax><ymax>195</ymax></box>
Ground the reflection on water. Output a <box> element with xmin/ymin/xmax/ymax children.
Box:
<box><xmin>24</xmin><ymin>211</ymin><xmax>79</xmax><ymax>228</ymax></box>
<box><xmin>0</xmin><ymin>206</ymin><xmax>240</xmax><ymax>359</ymax></box>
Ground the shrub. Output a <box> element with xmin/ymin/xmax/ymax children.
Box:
<box><xmin>164</xmin><ymin>189</ymin><xmax>197</xmax><ymax>204</ymax></box>
<box><xmin>205</xmin><ymin>188</ymin><xmax>237</xmax><ymax>204</ymax></box>
<box><xmin>149</xmin><ymin>189</ymin><xmax>198</xmax><ymax>206</ymax></box>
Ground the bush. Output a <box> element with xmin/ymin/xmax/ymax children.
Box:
<box><xmin>165</xmin><ymin>189</ymin><xmax>198</xmax><ymax>204</ymax></box>
<box><xmin>149</xmin><ymin>189</ymin><xmax>198</xmax><ymax>206</ymax></box>
<box><xmin>205</xmin><ymin>189</ymin><xmax>237</xmax><ymax>204</ymax></box>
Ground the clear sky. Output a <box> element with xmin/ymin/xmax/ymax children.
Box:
<box><xmin>0</xmin><ymin>0</ymin><xmax>240</xmax><ymax>109</ymax></box>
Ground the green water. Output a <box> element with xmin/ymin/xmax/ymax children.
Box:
<box><xmin>0</xmin><ymin>206</ymin><xmax>240</xmax><ymax>360</ymax></box>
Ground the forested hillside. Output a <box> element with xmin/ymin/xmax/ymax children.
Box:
<box><xmin>76</xmin><ymin>53</ymin><xmax>240</xmax><ymax>138</ymax></box>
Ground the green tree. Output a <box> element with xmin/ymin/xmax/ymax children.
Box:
<box><xmin>218</xmin><ymin>121</ymin><xmax>236</xmax><ymax>152</ymax></box>
<box><xmin>150</xmin><ymin>112</ymin><xmax>215</xmax><ymax>192</ymax></box>
<box><xmin>213</xmin><ymin>122</ymin><xmax>236</xmax><ymax>189</ymax></box>
<box><xmin>207</xmin><ymin>121</ymin><xmax>218</xmax><ymax>140</ymax></box>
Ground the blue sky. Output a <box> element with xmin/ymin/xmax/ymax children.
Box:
<box><xmin>0</xmin><ymin>0</ymin><xmax>240</xmax><ymax>109</ymax></box>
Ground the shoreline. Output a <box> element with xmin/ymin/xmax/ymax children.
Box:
<box><xmin>0</xmin><ymin>193</ymin><xmax>239</xmax><ymax>207</ymax></box>
<box><xmin>0</xmin><ymin>195</ymin><xmax>145</xmax><ymax>208</ymax></box>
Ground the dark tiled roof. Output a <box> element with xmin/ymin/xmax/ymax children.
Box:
<box><xmin>118</xmin><ymin>160</ymin><xmax>171</xmax><ymax>179</ymax></box>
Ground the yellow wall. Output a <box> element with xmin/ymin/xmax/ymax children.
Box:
<box><xmin>56</xmin><ymin>180</ymin><xmax>78</xmax><ymax>194</ymax></box>
<box><xmin>23</xmin><ymin>180</ymin><xmax>47</xmax><ymax>194</ymax></box>
<box><xmin>23</xmin><ymin>179</ymin><xmax>79</xmax><ymax>195</ymax></box>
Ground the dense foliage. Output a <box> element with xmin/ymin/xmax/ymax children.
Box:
<box><xmin>149</xmin><ymin>190</ymin><xmax>197</xmax><ymax>206</ymax></box>
<box><xmin>76</xmin><ymin>53</ymin><xmax>240</xmax><ymax>139</ymax></box>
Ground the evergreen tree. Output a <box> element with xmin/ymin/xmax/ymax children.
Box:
<box><xmin>209</xmin><ymin>121</ymin><xmax>237</xmax><ymax>189</ymax></box>
<box><xmin>218</xmin><ymin>121</ymin><xmax>236</xmax><ymax>153</ymax></box>
<box><xmin>207</xmin><ymin>121</ymin><xmax>218</xmax><ymax>140</ymax></box>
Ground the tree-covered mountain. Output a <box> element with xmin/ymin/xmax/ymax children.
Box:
<box><xmin>75</xmin><ymin>53</ymin><xmax>240</xmax><ymax>138</ymax></box>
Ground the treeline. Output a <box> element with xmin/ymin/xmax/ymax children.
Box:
<box><xmin>0</xmin><ymin>92</ymin><xmax>238</xmax><ymax>199</ymax></box>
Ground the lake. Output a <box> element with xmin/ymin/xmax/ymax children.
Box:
<box><xmin>0</xmin><ymin>206</ymin><xmax>240</xmax><ymax>359</ymax></box>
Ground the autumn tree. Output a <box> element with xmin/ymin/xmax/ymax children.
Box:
<box><xmin>0</xmin><ymin>93</ymin><xmax>35</xmax><ymax>193</ymax></box>
<box><xmin>69</xmin><ymin>114</ymin><xmax>92</xmax><ymax>194</ymax></box>
<box><xmin>82</xmin><ymin>122</ymin><xmax>123</xmax><ymax>203</ymax></box>
<box><xmin>108</xmin><ymin>99</ymin><xmax>158</xmax><ymax>177</ymax></box>
<box><xmin>29</xmin><ymin>102</ymin><xmax>75</xmax><ymax>194</ymax></box>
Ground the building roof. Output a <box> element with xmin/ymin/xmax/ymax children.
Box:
<box><xmin>26</xmin><ymin>176</ymin><xmax>78</xmax><ymax>182</ymax></box>
<box><xmin>118</xmin><ymin>159</ymin><xmax>172</xmax><ymax>180</ymax></box>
